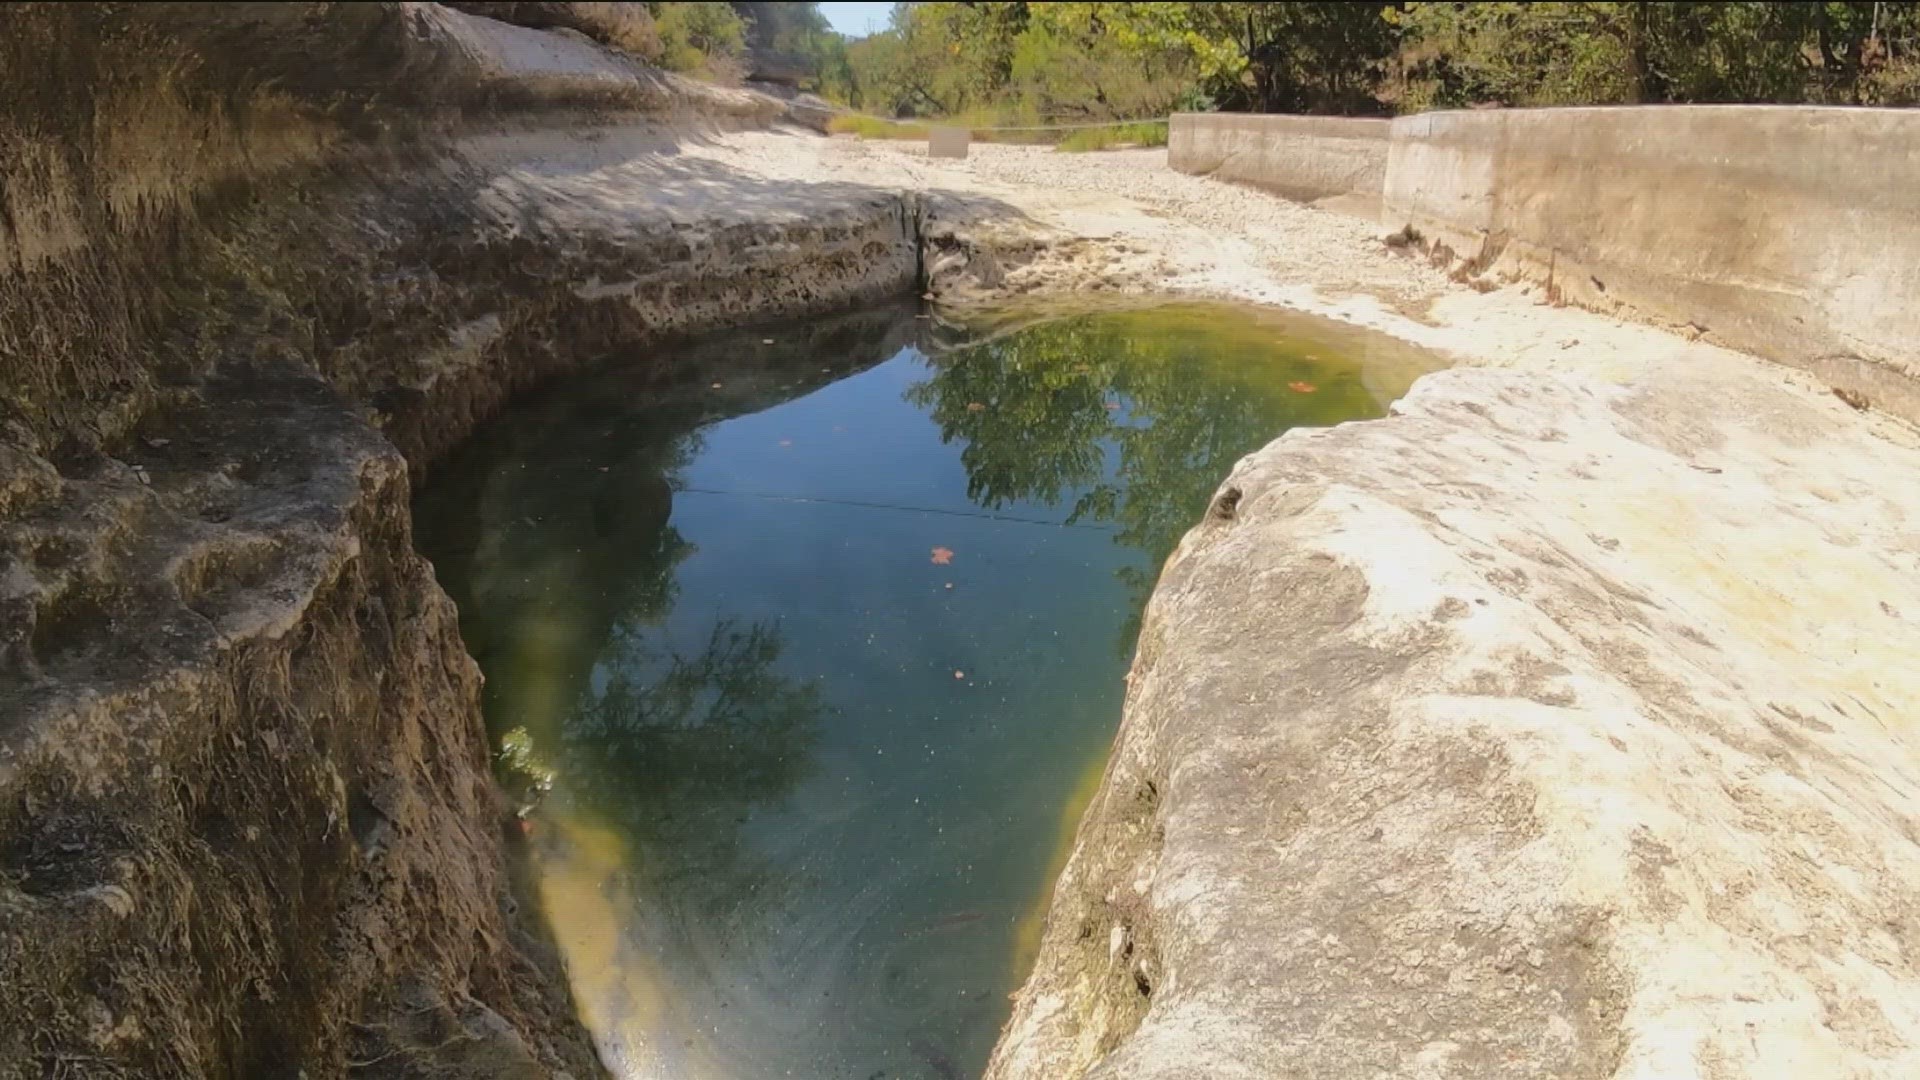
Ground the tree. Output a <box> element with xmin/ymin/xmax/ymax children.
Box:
<box><xmin>1389</xmin><ymin>2</ymin><xmax>1920</xmax><ymax>109</ymax></box>
<box><xmin>830</xmin><ymin>1</ymin><xmax>1920</xmax><ymax>118</ymax></box>
<box><xmin>1180</xmin><ymin>2</ymin><xmax>1403</xmax><ymax>112</ymax></box>
<box><xmin>1011</xmin><ymin>4</ymin><xmax>1199</xmax><ymax>119</ymax></box>
<box><xmin>729</xmin><ymin>1</ymin><xmax>851</xmax><ymax>89</ymax></box>
<box><xmin>654</xmin><ymin>1</ymin><xmax>750</xmax><ymax>80</ymax></box>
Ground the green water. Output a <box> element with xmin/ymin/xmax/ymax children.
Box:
<box><xmin>416</xmin><ymin>301</ymin><xmax>1436</xmax><ymax>1080</ymax></box>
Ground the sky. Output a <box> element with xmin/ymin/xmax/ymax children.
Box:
<box><xmin>818</xmin><ymin>1</ymin><xmax>893</xmax><ymax>38</ymax></box>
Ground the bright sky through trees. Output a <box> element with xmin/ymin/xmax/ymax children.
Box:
<box><xmin>818</xmin><ymin>1</ymin><xmax>892</xmax><ymax>38</ymax></box>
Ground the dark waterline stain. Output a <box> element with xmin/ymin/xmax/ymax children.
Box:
<box><xmin>416</xmin><ymin>300</ymin><xmax>1437</xmax><ymax>1080</ymax></box>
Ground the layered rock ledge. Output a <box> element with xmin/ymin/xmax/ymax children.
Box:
<box><xmin>0</xmin><ymin>5</ymin><xmax>1006</xmax><ymax>1076</ymax></box>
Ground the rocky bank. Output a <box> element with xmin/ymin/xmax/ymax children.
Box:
<box><xmin>7</xmin><ymin>6</ymin><xmax>1920</xmax><ymax>1080</ymax></box>
<box><xmin>988</xmin><ymin>362</ymin><xmax>1920</xmax><ymax>1080</ymax></box>
<box><xmin>0</xmin><ymin>5</ymin><xmax>1029</xmax><ymax>1077</ymax></box>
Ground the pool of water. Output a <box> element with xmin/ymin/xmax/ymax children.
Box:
<box><xmin>416</xmin><ymin>301</ymin><xmax>1438</xmax><ymax>1080</ymax></box>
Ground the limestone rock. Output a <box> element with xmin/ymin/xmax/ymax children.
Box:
<box><xmin>0</xmin><ymin>4</ymin><xmax>921</xmax><ymax>1077</ymax></box>
<box><xmin>990</xmin><ymin>364</ymin><xmax>1920</xmax><ymax>1079</ymax></box>
<box><xmin>445</xmin><ymin>3</ymin><xmax>662</xmax><ymax>60</ymax></box>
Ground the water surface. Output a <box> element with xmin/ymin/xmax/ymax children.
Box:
<box><xmin>417</xmin><ymin>301</ymin><xmax>1437</xmax><ymax>1080</ymax></box>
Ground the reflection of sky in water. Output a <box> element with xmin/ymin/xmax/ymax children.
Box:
<box><xmin>416</xmin><ymin>303</ymin><xmax>1439</xmax><ymax>1080</ymax></box>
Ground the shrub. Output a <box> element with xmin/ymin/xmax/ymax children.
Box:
<box><xmin>826</xmin><ymin>114</ymin><xmax>931</xmax><ymax>140</ymax></box>
<box><xmin>654</xmin><ymin>1</ymin><xmax>747</xmax><ymax>82</ymax></box>
<box><xmin>1055</xmin><ymin>121</ymin><xmax>1169</xmax><ymax>153</ymax></box>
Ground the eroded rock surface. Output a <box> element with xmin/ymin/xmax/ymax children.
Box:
<box><xmin>0</xmin><ymin>4</ymin><xmax>1011</xmax><ymax>1077</ymax></box>
<box><xmin>0</xmin><ymin>368</ymin><xmax>600</xmax><ymax>1078</ymax></box>
<box><xmin>990</xmin><ymin>363</ymin><xmax>1920</xmax><ymax>1079</ymax></box>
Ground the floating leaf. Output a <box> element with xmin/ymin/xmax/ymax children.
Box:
<box><xmin>1289</xmin><ymin>381</ymin><xmax>1317</xmax><ymax>394</ymax></box>
<box><xmin>953</xmin><ymin>670</ymin><xmax>965</xmax><ymax>680</ymax></box>
<box><xmin>930</xmin><ymin>546</ymin><xmax>955</xmax><ymax>565</ymax></box>
<box><xmin>966</xmin><ymin>401</ymin><xmax>986</xmax><ymax>412</ymax></box>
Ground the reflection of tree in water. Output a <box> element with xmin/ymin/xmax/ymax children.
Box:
<box><xmin>563</xmin><ymin>618</ymin><xmax>823</xmax><ymax>876</ymax></box>
<box><xmin>910</xmin><ymin>308</ymin><xmax>1382</xmax><ymax>648</ymax></box>
<box><xmin>906</xmin><ymin>332</ymin><xmax>1113</xmax><ymax>509</ymax></box>
<box><xmin>420</xmin><ymin>301</ymin><xmax>925</xmax><ymax>734</ymax></box>
<box><xmin>500</xmin><ymin>614</ymin><xmax>828</xmax><ymax>943</ymax></box>
<box><xmin>421</xmin><ymin>307</ymin><xmax>932</xmax><ymax>936</ymax></box>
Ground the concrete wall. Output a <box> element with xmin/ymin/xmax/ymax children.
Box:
<box><xmin>1384</xmin><ymin>106</ymin><xmax>1920</xmax><ymax>419</ymax></box>
<box><xmin>1169</xmin><ymin>113</ymin><xmax>1389</xmax><ymax>203</ymax></box>
<box><xmin>1172</xmin><ymin>105</ymin><xmax>1920</xmax><ymax>420</ymax></box>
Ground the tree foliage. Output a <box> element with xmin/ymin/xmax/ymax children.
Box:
<box><xmin>1390</xmin><ymin>1</ymin><xmax>1920</xmax><ymax>109</ymax></box>
<box><xmin>653</xmin><ymin>2</ymin><xmax>750</xmax><ymax>80</ymax></box>
<box><xmin>825</xmin><ymin>1</ymin><xmax>1920</xmax><ymax>118</ymax></box>
<box><xmin>634</xmin><ymin>3</ymin><xmax>1920</xmax><ymax>115</ymax></box>
<box><xmin>651</xmin><ymin>3</ymin><xmax>853</xmax><ymax>92</ymax></box>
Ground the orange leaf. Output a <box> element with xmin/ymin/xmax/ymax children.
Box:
<box><xmin>930</xmin><ymin>546</ymin><xmax>955</xmax><ymax>565</ymax></box>
<box><xmin>1289</xmin><ymin>381</ymin><xmax>1317</xmax><ymax>393</ymax></box>
<box><xmin>966</xmin><ymin>401</ymin><xmax>986</xmax><ymax>412</ymax></box>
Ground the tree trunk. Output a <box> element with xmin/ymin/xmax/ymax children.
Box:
<box><xmin>1816</xmin><ymin>2</ymin><xmax>1842</xmax><ymax>97</ymax></box>
<box><xmin>1624</xmin><ymin>1</ymin><xmax>1651</xmax><ymax>103</ymax></box>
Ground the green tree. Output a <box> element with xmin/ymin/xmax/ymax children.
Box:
<box><xmin>654</xmin><ymin>1</ymin><xmax>750</xmax><ymax>79</ymax></box>
<box><xmin>1011</xmin><ymin>4</ymin><xmax>1199</xmax><ymax>119</ymax></box>
<box><xmin>833</xmin><ymin>1</ymin><xmax>1920</xmax><ymax>119</ymax></box>
<box><xmin>1390</xmin><ymin>2</ymin><xmax>1920</xmax><ymax>108</ymax></box>
<box><xmin>1173</xmin><ymin>2</ymin><xmax>1403</xmax><ymax>112</ymax></box>
<box><xmin>730</xmin><ymin>1</ymin><xmax>854</xmax><ymax>90</ymax></box>
<box><xmin>837</xmin><ymin>2</ymin><xmax>1038</xmax><ymax>116</ymax></box>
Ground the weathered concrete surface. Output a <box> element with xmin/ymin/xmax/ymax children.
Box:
<box><xmin>988</xmin><ymin>354</ymin><xmax>1920</xmax><ymax>1079</ymax></box>
<box><xmin>1386</xmin><ymin>106</ymin><xmax>1920</xmax><ymax>423</ymax></box>
<box><xmin>1169</xmin><ymin>113</ymin><xmax>1389</xmax><ymax>205</ymax></box>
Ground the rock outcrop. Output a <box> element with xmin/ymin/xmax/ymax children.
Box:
<box><xmin>989</xmin><ymin>360</ymin><xmax>1920</xmax><ymax>1078</ymax></box>
<box><xmin>444</xmin><ymin>2</ymin><xmax>663</xmax><ymax>60</ymax></box>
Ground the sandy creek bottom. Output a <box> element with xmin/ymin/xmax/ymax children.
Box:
<box><xmin>416</xmin><ymin>300</ymin><xmax>1440</xmax><ymax>1079</ymax></box>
